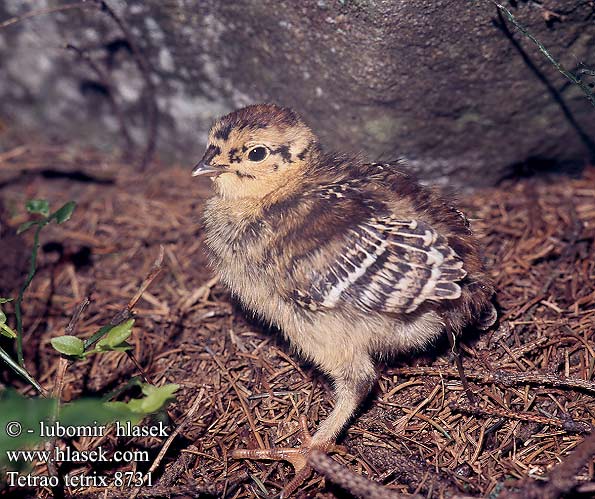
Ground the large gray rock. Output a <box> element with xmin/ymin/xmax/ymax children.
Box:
<box><xmin>0</xmin><ymin>0</ymin><xmax>593</xmax><ymax>186</ymax></box>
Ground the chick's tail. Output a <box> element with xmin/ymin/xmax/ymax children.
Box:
<box><xmin>477</xmin><ymin>302</ymin><xmax>497</xmax><ymax>330</ymax></box>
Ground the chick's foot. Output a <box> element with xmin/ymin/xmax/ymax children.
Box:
<box><xmin>231</xmin><ymin>416</ymin><xmax>345</xmax><ymax>498</ymax></box>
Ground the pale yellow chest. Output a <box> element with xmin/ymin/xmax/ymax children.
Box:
<box><xmin>203</xmin><ymin>197</ymin><xmax>299</xmax><ymax>329</ymax></box>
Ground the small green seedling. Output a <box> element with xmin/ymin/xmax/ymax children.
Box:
<box><xmin>50</xmin><ymin>335</ymin><xmax>85</xmax><ymax>357</ymax></box>
<box><xmin>51</xmin><ymin>319</ymin><xmax>135</xmax><ymax>359</ymax></box>
<box><xmin>0</xmin><ymin>199</ymin><xmax>78</xmax><ymax>392</ymax></box>
<box><xmin>95</xmin><ymin>318</ymin><xmax>134</xmax><ymax>352</ymax></box>
<box><xmin>0</xmin><ymin>298</ymin><xmax>16</xmax><ymax>339</ymax></box>
<box><xmin>13</xmin><ymin>199</ymin><xmax>77</xmax><ymax>370</ymax></box>
<box><xmin>18</xmin><ymin>199</ymin><xmax>76</xmax><ymax>234</ymax></box>
<box><xmin>106</xmin><ymin>382</ymin><xmax>180</xmax><ymax>424</ymax></box>
<box><xmin>0</xmin><ymin>390</ymin><xmax>142</xmax><ymax>470</ymax></box>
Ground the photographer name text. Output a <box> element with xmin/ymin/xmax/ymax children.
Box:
<box><xmin>37</xmin><ymin>420</ymin><xmax>169</xmax><ymax>438</ymax></box>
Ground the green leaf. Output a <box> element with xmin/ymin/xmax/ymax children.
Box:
<box><xmin>96</xmin><ymin>319</ymin><xmax>134</xmax><ymax>350</ymax></box>
<box><xmin>0</xmin><ymin>307</ymin><xmax>16</xmax><ymax>337</ymax></box>
<box><xmin>0</xmin><ymin>322</ymin><xmax>17</xmax><ymax>339</ymax></box>
<box><xmin>50</xmin><ymin>335</ymin><xmax>84</xmax><ymax>356</ymax></box>
<box><xmin>25</xmin><ymin>199</ymin><xmax>50</xmax><ymax>217</ymax></box>
<box><xmin>0</xmin><ymin>390</ymin><xmax>56</xmax><ymax>467</ymax></box>
<box><xmin>104</xmin><ymin>383</ymin><xmax>179</xmax><ymax>417</ymax></box>
<box><xmin>16</xmin><ymin>220</ymin><xmax>37</xmax><ymax>234</ymax></box>
<box><xmin>138</xmin><ymin>383</ymin><xmax>179</xmax><ymax>414</ymax></box>
<box><xmin>93</xmin><ymin>342</ymin><xmax>133</xmax><ymax>354</ymax></box>
<box><xmin>60</xmin><ymin>398</ymin><xmax>134</xmax><ymax>427</ymax></box>
<box><xmin>83</xmin><ymin>324</ymin><xmax>113</xmax><ymax>349</ymax></box>
<box><xmin>0</xmin><ymin>346</ymin><xmax>44</xmax><ymax>393</ymax></box>
<box><xmin>49</xmin><ymin>201</ymin><xmax>76</xmax><ymax>224</ymax></box>
<box><xmin>0</xmin><ymin>297</ymin><xmax>13</xmax><ymax>304</ymax></box>
<box><xmin>0</xmin><ymin>390</ymin><xmax>135</xmax><ymax>469</ymax></box>
<box><xmin>110</xmin><ymin>342</ymin><xmax>132</xmax><ymax>352</ymax></box>
<box><xmin>123</xmin><ymin>398</ymin><xmax>145</xmax><ymax>413</ymax></box>
<box><xmin>103</xmin><ymin>401</ymin><xmax>144</xmax><ymax>425</ymax></box>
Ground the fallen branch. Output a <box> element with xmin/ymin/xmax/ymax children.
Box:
<box><xmin>94</xmin><ymin>0</ymin><xmax>159</xmax><ymax>170</ymax></box>
<box><xmin>66</xmin><ymin>43</ymin><xmax>134</xmax><ymax>152</ymax></box>
<box><xmin>46</xmin><ymin>294</ymin><xmax>92</xmax><ymax>478</ymax></box>
<box><xmin>546</xmin><ymin>431</ymin><xmax>595</xmax><ymax>495</ymax></box>
<box><xmin>83</xmin><ymin>246</ymin><xmax>164</xmax><ymax>349</ymax></box>
<box><xmin>502</xmin><ymin>430</ymin><xmax>595</xmax><ymax>499</ymax></box>
<box><xmin>129</xmin><ymin>388</ymin><xmax>205</xmax><ymax>499</ymax></box>
<box><xmin>309</xmin><ymin>451</ymin><xmax>423</xmax><ymax>499</ymax></box>
<box><xmin>390</xmin><ymin>366</ymin><xmax>595</xmax><ymax>394</ymax></box>
<box><xmin>489</xmin><ymin>1</ymin><xmax>595</xmax><ymax>107</ymax></box>
<box><xmin>0</xmin><ymin>2</ymin><xmax>94</xmax><ymax>30</ymax></box>
<box><xmin>449</xmin><ymin>402</ymin><xmax>591</xmax><ymax>433</ymax></box>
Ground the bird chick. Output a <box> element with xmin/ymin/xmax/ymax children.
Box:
<box><xmin>192</xmin><ymin>104</ymin><xmax>496</xmax><ymax>497</ymax></box>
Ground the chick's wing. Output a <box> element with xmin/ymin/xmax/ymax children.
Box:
<box><xmin>291</xmin><ymin>214</ymin><xmax>467</xmax><ymax>315</ymax></box>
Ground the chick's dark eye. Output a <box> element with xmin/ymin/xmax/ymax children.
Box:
<box><xmin>248</xmin><ymin>146</ymin><xmax>268</xmax><ymax>162</ymax></box>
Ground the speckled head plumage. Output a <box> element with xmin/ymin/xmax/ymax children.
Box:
<box><xmin>193</xmin><ymin>104</ymin><xmax>320</xmax><ymax>200</ymax></box>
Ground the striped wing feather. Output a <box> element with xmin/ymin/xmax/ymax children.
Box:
<box><xmin>294</xmin><ymin>216</ymin><xmax>467</xmax><ymax>314</ymax></box>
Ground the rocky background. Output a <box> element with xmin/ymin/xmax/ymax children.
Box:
<box><xmin>0</xmin><ymin>0</ymin><xmax>593</xmax><ymax>187</ymax></box>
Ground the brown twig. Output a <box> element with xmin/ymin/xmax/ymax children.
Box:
<box><xmin>129</xmin><ymin>388</ymin><xmax>205</xmax><ymax>499</ymax></box>
<box><xmin>446</xmin><ymin>327</ymin><xmax>477</xmax><ymax>404</ymax></box>
<box><xmin>390</xmin><ymin>366</ymin><xmax>595</xmax><ymax>393</ymax></box>
<box><xmin>546</xmin><ymin>431</ymin><xmax>595</xmax><ymax>496</ymax></box>
<box><xmin>504</xmin><ymin>431</ymin><xmax>595</xmax><ymax>499</ymax></box>
<box><xmin>0</xmin><ymin>145</ymin><xmax>28</xmax><ymax>163</ymax></box>
<box><xmin>46</xmin><ymin>294</ymin><xmax>92</xmax><ymax>478</ymax></box>
<box><xmin>103</xmin><ymin>245</ymin><xmax>166</xmax><ymax>386</ymax></box>
<box><xmin>94</xmin><ymin>0</ymin><xmax>159</xmax><ymax>170</ymax></box>
<box><xmin>124</xmin><ymin>351</ymin><xmax>152</xmax><ymax>385</ymax></box>
<box><xmin>122</xmin><ymin>246</ymin><xmax>164</xmax><ymax>383</ymax></box>
<box><xmin>309</xmin><ymin>450</ymin><xmax>423</xmax><ymax>499</ymax></box>
<box><xmin>66</xmin><ymin>43</ymin><xmax>134</xmax><ymax>152</ymax></box>
<box><xmin>127</xmin><ymin>245</ymin><xmax>165</xmax><ymax>311</ymax></box>
<box><xmin>0</xmin><ymin>2</ymin><xmax>94</xmax><ymax>30</ymax></box>
<box><xmin>449</xmin><ymin>402</ymin><xmax>591</xmax><ymax>433</ymax></box>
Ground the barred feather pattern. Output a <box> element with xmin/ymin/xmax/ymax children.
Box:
<box><xmin>294</xmin><ymin>214</ymin><xmax>467</xmax><ymax>315</ymax></box>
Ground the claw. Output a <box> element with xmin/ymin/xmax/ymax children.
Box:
<box><xmin>279</xmin><ymin>464</ymin><xmax>314</xmax><ymax>499</ymax></box>
<box><xmin>232</xmin><ymin>416</ymin><xmax>343</xmax><ymax>497</ymax></box>
<box><xmin>231</xmin><ymin>446</ymin><xmax>309</xmax><ymax>471</ymax></box>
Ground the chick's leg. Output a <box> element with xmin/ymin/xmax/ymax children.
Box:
<box><xmin>312</xmin><ymin>358</ymin><xmax>377</xmax><ymax>445</ymax></box>
<box><xmin>232</xmin><ymin>355</ymin><xmax>376</xmax><ymax>498</ymax></box>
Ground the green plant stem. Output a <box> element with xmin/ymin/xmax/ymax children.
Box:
<box><xmin>491</xmin><ymin>1</ymin><xmax>595</xmax><ymax>108</ymax></box>
<box><xmin>15</xmin><ymin>222</ymin><xmax>45</xmax><ymax>367</ymax></box>
<box><xmin>0</xmin><ymin>345</ymin><xmax>45</xmax><ymax>394</ymax></box>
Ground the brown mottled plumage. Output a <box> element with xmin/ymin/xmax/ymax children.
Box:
<box><xmin>192</xmin><ymin>103</ymin><xmax>496</xmax><ymax>497</ymax></box>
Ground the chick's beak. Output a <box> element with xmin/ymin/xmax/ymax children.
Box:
<box><xmin>191</xmin><ymin>160</ymin><xmax>220</xmax><ymax>177</ymax></box>
<box><xmin>192</xmin><ymin>144</ymin><xmax>224</xmax><ymax>177</ymax></box>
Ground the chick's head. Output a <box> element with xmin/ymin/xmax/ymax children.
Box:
<box><xmin>193</xmin><ymin>104</ymin><xmax>318</xmax><ymax>200</ymax></box>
